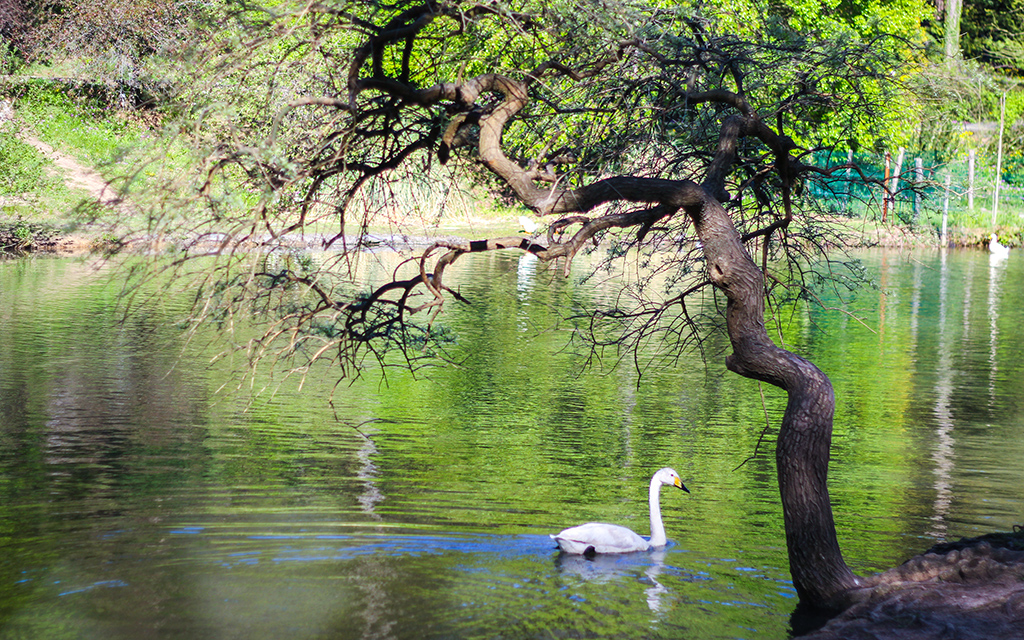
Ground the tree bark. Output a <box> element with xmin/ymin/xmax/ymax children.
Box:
<box><xmin>943</xmin><ymin>0</ymin><xmax>962</xmax><ymax>62</ymax></box>
<box><xmin>683</xmin><ymin>197</ymin><xmax>863</xmax><ymax>608</ymax></box>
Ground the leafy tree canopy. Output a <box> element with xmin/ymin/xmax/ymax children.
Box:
<box><xmin>961</xmin><ymin>0</ymin><xmax>1024</xmax><ymax>75</ymax></box>
<box><xmin>118</xmin><ymin>0</ymin><xmax>924</xmax><ymax>386</ymax></box>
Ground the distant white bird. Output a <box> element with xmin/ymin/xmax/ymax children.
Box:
<box><xmin>550</xmin><ymin>468</ymin><xmax>689</xmax><ymax>556</ymax></box>
<box><xmin>989</xmin><ymin>233</ymin><xmax>1010</xmax><ymax>258</ymax></box>
<box><xmin>518</xmin><ymin>215</ymin><xmax>541</xmax><ymax>234</ymax></box>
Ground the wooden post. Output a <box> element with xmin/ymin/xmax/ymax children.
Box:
<box><xmin>942</xmin><ymin>172</ymin><xmax>951</xmax><ymax>247</ymax></box>
<box><xmin>882</xmin><ymin>151</ymin><xmax>891</xmax><ymax>222</ymax></box>
<box><xmin>967</xmin><ymin>149</ymin><xmax>975</xmax><ymax>211</ymax></box>
<box><xmin>992</xmin><ymin>92</ymin><xmax>1006</xmax><ymax>227</ymax></box>
<box><xmin>913</xmin><ymin>157</ymin><xmax>924</xmax><ymax>226</ymax></box>
<box><xmin>845</xmin><ymin>149</ymin><xmax>854</xmax><ymax>213</ymax></box>
<box><xmin>889</xmin><ymin>147</ymin><xmax>904</xmax><ymax>218</ymax></box>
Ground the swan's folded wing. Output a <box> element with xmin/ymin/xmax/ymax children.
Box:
<box><xmin>551</xmin><ymin>522</ymin><xmax>651</xmax><ymax>554</ymax></box>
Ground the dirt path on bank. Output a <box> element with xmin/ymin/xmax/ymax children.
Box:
<box><xmin>21</xmin><ymin>133</ymin><xmax>123</xmax><ymax>206</ymax></box>
<box><xmin>1</xmin><ymin>114</ymin><xmax>130</xmax><ymax>253</ymax></box>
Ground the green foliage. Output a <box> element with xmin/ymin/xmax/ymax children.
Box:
<box><xmin>961</xmin><ymin>0</ymin><xmax>1024</xmax><ymax>75</ymax></box>
<box><xmin>1003</xmin><ymin>89</ymin><xmax>1024</xmax><ymax>127</ymax></box>
<box><xmin>1004</xmin><ymin>152</ymin><xmax>1024</xmax><ymax>185</ymax></box>
<box><xmin>11</xmin><ymin>84</ymin><xmax>188</xmax><ymax>224</ymax></box>
<box><xmin>0</xmin><ymin>122</ymin><xmax>60</xmax><ymax>196</ymax></box>
<box><xmin>15</xmin><ymin>85</ymin><xmax>145</xmax><ymax>167</ymax></box>
<box><xmin>0</xmin><ymin>84</ymin><xmax>186</xmax><ymax>228</ymax></box>
<box><xmin>12</xmin><ymin>0</ymin><xmax>214</xmax><ymax>107</ymax></box>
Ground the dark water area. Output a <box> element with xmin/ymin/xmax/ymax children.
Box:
<box><xmin>0</xmin><ymin>249</ymin><xmax>1022</xmax><ymax>639</ymax></box>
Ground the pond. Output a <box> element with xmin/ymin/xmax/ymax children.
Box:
<box><xmin>0</xmin><ymin>247</ymin><xmax>1022</xmax><ymax>639</ymax></box>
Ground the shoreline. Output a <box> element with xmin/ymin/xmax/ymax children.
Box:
<box><xmin>0</xmin><ymin>220</ymin><xmax>1012</xmax><ymax>259</ymax></box>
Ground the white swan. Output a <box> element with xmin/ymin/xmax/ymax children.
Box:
<box><xmin>518</xmin><ymin>215</ymin><xmax>541</xmax><ymax>234</ymax></box>
<box><xmin>989</xmin><ymin>234</ymin><xmax>1010</xmax><ymax>258</ymax></box>
<box><xmin>550</xmin><ymin>467</ymin><xmax>689</xmax><ymax>555</ymax></box>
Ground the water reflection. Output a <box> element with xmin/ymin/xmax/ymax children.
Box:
<box><xmin>516</xmin><ymin>251</ymin><xmax>538</xmax><ymax>296</ymax></box>
<box><xmin>355</xmin><ymin>426</ymin><xmax>384</xmax><ymax>517</ymax></box>
<box><xmin>928</xmin><ymin>250</ymin><xmax>954</xmax><ymax>539</ymax></box>
<box><xmin>644</xmin><ymin>550</ymin><xmax>669</xmax><ymax>613</ymax></box>
<box><xmin>1</xmin><ymin>250</ymin><xmax>1022</xmax><ymax>640</ymax></box>
<box><xmin>554</xmin><ymin>548</ymin><xmax>673</xmax><ymax>612</ymax></box>
<box><xmin>987</xmin><ymin>250</ymin><xmax>1004</xmax><ymax>408</ymax></box>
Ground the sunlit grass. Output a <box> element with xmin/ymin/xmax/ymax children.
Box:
<box><xmin>4</xmin><ymin>84</ymin><xmax>196</xmax><ymax>234</ymax></box>
<box><xmin>0</xmin><ymin>119</ymin><xmax>79</xmax><ymax>219</ymax></box>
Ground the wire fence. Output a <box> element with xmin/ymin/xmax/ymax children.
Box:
<box><xmin>809</xmin><ymin>149</ymin><xmax>1024</xmax><ymax>238</ymax></box>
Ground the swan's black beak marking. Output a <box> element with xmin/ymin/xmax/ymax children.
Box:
<box><xmin>676</xmin><ymin>479</ymin><xmax>690</xmax><ymax>493</ymax></box>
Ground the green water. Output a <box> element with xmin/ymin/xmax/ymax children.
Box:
<box><xmin>0</xmin><ymin>248</ymin><xmax>1022</xmax><ymax>639</ymax></box>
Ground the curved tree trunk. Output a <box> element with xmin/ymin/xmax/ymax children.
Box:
<box><xmin>683</xmin><ymin>197</ymin><xmax>863</xmax><ymax>608</ymax></box>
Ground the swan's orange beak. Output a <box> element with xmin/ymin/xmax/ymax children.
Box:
<box><xmin>675</xmin><ymin>478</ymin><xmax>689</xmax><ymax>493</ymax></box>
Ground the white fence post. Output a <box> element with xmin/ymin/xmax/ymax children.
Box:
<box><xmin>967</xmin><ymin>149</ymin><xmax>975</xmax><ymax>211</ymax></box>
<box><xmin>942</xmin><ymin>173</ymin><xmax>951</xmax><ymax>247</ymax></box>
<box><xmin>992</xmin><ymin>92</ymin><xmax>1006</xmax><ymax>227</ymax></box>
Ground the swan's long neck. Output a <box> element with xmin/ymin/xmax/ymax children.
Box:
<box><xmin>648</xmin><ymin>477</ymin><xmax>667</xmax><ymax>547</ymax></box>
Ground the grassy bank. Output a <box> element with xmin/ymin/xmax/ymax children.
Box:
<box><xmin>1</xmin><ymin>86</ymin><xmax>1023</xmax><ymax>256</ymax></box>
<box><xmin>0</xmin><ymin>82</ymin><xmax>159</xmax><ymax>252</ymax></box>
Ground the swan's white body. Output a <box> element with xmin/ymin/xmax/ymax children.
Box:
<box><xmin>518</xmin><ymin>215</ymin><xmax>541</xmax><ymax>234</ymax></box>
<box><xmin>550</xmin><ymin>467</ymin><xmax>688</xmax><ymax>555</ymax></box>
<box><xmin>990</xmin><ymin>234</ymin><xmax>1010</xmax><ymax>258</ymax></box>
